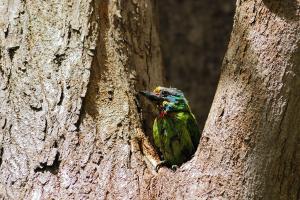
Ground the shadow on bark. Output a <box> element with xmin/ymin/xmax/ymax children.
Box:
<box><xmin>34</xmin><ymin>152</ymin><xmax>61</xmax><ymax>175</ymax></box>
<box><xmin>80</xmin><ymin>1</ymin><xmax>108</xmax><ymax>121</ymax></box>
<box><xmin>0</xmin><ymin>147</ymin><xmax>3</xmax><ymax>167</ymax></box>
<box><xmin>262</xmin><ymin>0</ymin><xmax>298</xmax><ymax>20</ymax></box>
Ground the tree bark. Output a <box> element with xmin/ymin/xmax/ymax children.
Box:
<box><xmin>149</xmin><ymin>1</ymin><xmax>300</xmax><ymax>199</ymax></box>
<box><xmin>0</xmin><ymin>0</ymin><xmax>163</xmax><ymax>199</ymax></box>
<box><xmin>0</xmin><ymin>0</ymin><xmax>299</xmax><ymax>200</ymax></box>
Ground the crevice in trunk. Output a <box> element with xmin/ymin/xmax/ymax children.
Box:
<box><xmin>8</xmin><ymin>46</ymin><xmax>19</xmax><ymax>61</ymax></box>
<box><xmin>0</xmin><ymin>147</ymin><xmax>3</xmax><ymax>167</ymax></box>
<box><xmin>78</xmin><ymin>1</ymin><xmax>108</xmax><ymax>123</ymax></box>
<box><xmin>34</xmin><ymin>152</ymin><xmax>61</xmax><ymax>175</ymax></box>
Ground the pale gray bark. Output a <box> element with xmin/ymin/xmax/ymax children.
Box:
<box><xmin>0</xmin><ymin>0</ymin><xmax>299</xmax><ymax>200</ymax></box>
<box><xmin>0</xmin><ymin>0</ymin><xmax>163</xmax><ymax>199</ymax></box>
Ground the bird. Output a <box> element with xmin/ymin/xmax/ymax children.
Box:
<box><xmin>140</xmin><ymin>86</ymin><xmax>200</xmax><ymax>170</ymax></box>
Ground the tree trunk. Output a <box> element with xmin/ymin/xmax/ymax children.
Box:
<box><xmin>0</xmin><ymin>0</ymin><xmax>299</xmax><ymax>200</ymax></box>
<box><xmin>0</xmin><ymin>0</ymin><xmax>163</xmax><ymax>199</ymax></box>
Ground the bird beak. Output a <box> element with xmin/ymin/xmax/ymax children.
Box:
<box><xmin>139</xmin><ymin>91</ymin><xmax>164</xmax><ymax>102</ymax></box>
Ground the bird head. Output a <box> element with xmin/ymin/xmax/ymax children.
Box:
<box><xmin>140</xmin><ymin>86</ymin><xmax>190</xmax><ymax>117</ymax></box>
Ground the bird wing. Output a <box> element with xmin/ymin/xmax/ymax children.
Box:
<box><xmin>153</xmin><ymin>118</ymin><xmax>162</xmax><ymax>149</ymax></box>
<box><xmin>186</xmin><ymin>113</ymin><xmax>201</xmax><ymax>148</ymax></box>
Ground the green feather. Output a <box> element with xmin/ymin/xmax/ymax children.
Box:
<box><xmin>153</xmin><ymin>111</ymin><xmax>199</xmax><ymax>166</ymax></box>
<box><xmin>141</xmin><ymin>86</ymin><xmax>201</xmax><ymax>166</ymax></box>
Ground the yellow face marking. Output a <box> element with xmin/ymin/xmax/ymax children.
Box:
<box><xmin>153</xmin><ymin>86</ymin><xmax>161</xmax><ymax>94</ymax></box>
<box><xmin>162</xmin><ymin>101</ymin><xmax>168</xmax><ymax>106</ymax></box>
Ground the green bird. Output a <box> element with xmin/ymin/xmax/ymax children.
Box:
<box><xmin>140</xmin><ymin>86</ymin><xmax>200</xmax><ymax>170</ymax></box>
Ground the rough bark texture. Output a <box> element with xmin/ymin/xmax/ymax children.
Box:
<box><xmin>158</xmin><ymin>0</ymin><xmax>235</xmax><ymax>132</ymax></box>
<box><xmin>148</xmin><ymin>0</ymin><xmax>300</xmax><ymax>199</ymax></box>
<box><xmin>0</xmin><ymin>0</ymin><xmax>300</xmax><ymax>200</ymax></box>
<box><xmin>0</xmin><ymin>0</ymin><xmax>163</xmax><ymax>199</ymax></box>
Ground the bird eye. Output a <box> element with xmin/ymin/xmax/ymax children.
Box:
<box><xmin>161</xmin><ymin>91</ymin><xmax>169</xmax><ymax>96</ymax></box>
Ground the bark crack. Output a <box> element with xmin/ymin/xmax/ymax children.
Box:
<box><xmin>34</xmin><ymin>152</ymin><xmax>61</xmax><ymax>175</ymax></box>
<box><xmin>8</xmin><ymin>46</ymin><xmax>19</xmax><ymax>61</ymax></box>
<box><xmin>0</xmin><ymin>147</ymin><xmax>3</xmax><ymax>167</ymax></box>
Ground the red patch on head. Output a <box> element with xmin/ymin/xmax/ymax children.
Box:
<box><xmin>159</xmin><ymin>111</ymin><xmax>167</xmax><ymax>118</ymax></box>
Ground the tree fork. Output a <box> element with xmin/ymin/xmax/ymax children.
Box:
<box><xmin>0</xmin><ymin>0</ymin><xmax>299</xmax><ymax>199</ymax></box>
<box><xmin>148</xmin><ymin>0</ymin><xmax>300</xmax><ymax>199</ymax></box>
